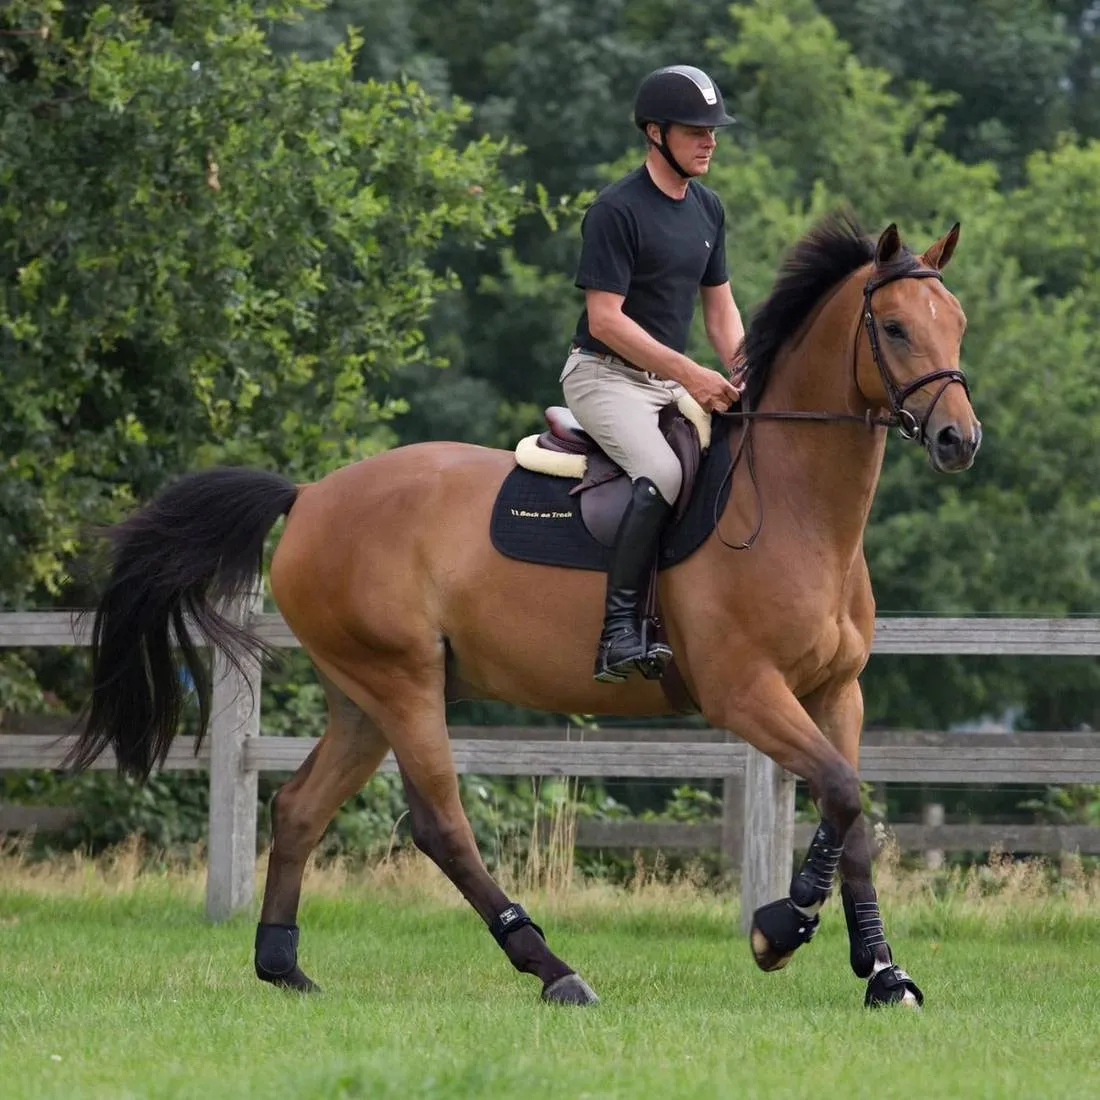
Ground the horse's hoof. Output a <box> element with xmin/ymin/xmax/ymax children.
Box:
<box><xmin>541</xmin><ymin>973</ymin><xmax>599</xmax><ymax>1006</ymax></box>
<box><xmin>749</xmin><ymin>898</ymin><xmax>818</xmax><ymax>972</ymax></box>
<box><xmin>865</xmin><ymin>965</ymin><xmax>923</xmax><ymax>1010</ymax></box>
<box><xmin>750</xmin><ymin>926</ymin><xmax>795</xmax><ymax>972</ymax></box>
<box><xmin>258</xmin><ymin>965</ymin><xmax>321</xmax><ymax>993</ymax></box>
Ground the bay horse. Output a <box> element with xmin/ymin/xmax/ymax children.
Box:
<box><xmin>69</xmin><ymin>213</ymin><xmax>980</xmax><ymax>1009</ymax></box>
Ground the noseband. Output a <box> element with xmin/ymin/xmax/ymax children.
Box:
<box><xmin>714</xmin><ymin>265</ymin><xmax>970</xmax><ymax>550</ymax></box>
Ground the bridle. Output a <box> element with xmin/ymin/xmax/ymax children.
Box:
<box><xmin>859</xmin><ymin>266</ymin><xmax>969</xmax><ymax>441</ymax></box>
<box><xmin>714</xmin><ymin>265</ymin><xmax>970</xmax><ymax>550</ymax></box>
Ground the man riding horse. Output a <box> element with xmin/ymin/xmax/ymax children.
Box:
<box><xmin>562</xmin><ymin>64</ymin><xmax>745</xmax><ymax>684</ymax></box>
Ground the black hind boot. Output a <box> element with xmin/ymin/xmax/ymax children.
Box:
<box><xmin>593</xmin><ymin>477</ymin><xmax>673</xmax><ymax>683</ymax></box>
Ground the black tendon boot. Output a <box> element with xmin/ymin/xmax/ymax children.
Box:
<box><xmin>594</xmin><ymin>477</ymin><xmax>673</xmax><ymax>683</ymax></box>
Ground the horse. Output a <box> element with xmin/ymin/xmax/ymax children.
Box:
<box><xmin>68</xmin><ymin>212</ymin><xmax>980</xmax><ymax>1009</ymax></box>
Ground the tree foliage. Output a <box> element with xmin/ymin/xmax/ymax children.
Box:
<box><xmin>0</xmin><ymin>0</ymin><xmax>529</xmax><ymax>619</ymax></box>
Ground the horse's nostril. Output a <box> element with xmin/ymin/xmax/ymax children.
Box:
<box><xmin>936</xmin><ymin>425</ymin><xmax>962</xmax><ymax>453</ymax></box>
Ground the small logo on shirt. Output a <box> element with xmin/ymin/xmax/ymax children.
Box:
<box><xmin>705</xmin><ymin>240</ymin><xmax>711</xmax><ymax>248</ymax></box>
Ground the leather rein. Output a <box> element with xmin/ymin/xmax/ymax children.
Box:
<box><xmin>713</xmin><ymin>266</ymin><xmax>969</xmax><ymax>550</ymax></box>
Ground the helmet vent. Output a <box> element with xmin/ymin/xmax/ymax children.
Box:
<box><xmin>665</xmin><ymin>65</ymin><xmax>718</xmax><ymax>106</ymax></box>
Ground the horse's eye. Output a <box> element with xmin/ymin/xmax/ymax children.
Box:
<box><xmin>883</xmin><ymin>321</ymin><xmax>907</xmax><ymax>341</ymax></box>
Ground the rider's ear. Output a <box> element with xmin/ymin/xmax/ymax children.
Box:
<box><xmin>874</xmin><ymin>223</ymin><xmax>901</xmax><ymax>266</ymax></box>
<box><xmin>920</xmin><ymin>222</ymin><xmax>961</xmax><ymax>271</ymax></box>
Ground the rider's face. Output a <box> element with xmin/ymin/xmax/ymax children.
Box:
<box><xmin>663</xmin><ymin>123</ymin><xmax>718</xmax><ymax>175</ymax></box>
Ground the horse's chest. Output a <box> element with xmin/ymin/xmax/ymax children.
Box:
<box><xmin>790</xmin><ymin>615</ymin><xmax>870</xmax><ymax>695</ymax></box>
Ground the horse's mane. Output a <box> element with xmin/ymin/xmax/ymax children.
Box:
<box><xmin>741</xmin><ymin>211</ymin><xmax>917</xmax><ymax>406</ymax></box>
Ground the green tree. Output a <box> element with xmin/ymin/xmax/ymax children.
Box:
<box><xmin>816</xmin><ymin>0</ymin><xmax>1083</xmax><ymax>181</ymax></box>
<box><xmin>0</xmin><ymin>0</ymin><xmax>527</xmax><ymax>605</ymax></box>
<box><xmin>0</xmin><ymin>0</ymin><xmax>536</xmax><ymax>711</ymax></box>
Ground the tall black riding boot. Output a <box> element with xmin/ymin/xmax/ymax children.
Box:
<box><xmin>594</xmin><ymin>477</ymin><xmax>674</xmax><ymax>683</ymax></box>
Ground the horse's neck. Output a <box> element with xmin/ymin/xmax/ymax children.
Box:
<box><xmin>753</xmin><ymin>269</ymin><xmax>886</xmax><ymax>562</ymax></box>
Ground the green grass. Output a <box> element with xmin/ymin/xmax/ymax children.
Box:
<box><xmin>3</xmin><ymin>850</ymin><xmax>1100</xmax><ymax>1099</ymax></box>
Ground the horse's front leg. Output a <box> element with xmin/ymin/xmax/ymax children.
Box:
<box><xmin>805</xmin><ymin>678</ymin><xmax>924</xmax><ymax>1009</ymax></box>
<box><xmin>703</xmin><ymin>671</ymin><xmax>864</xmax><ymax>973</ymax></box>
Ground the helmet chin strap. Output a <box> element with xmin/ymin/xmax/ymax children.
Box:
<box><xmin>649</xmin><ymin>123</ymin><xmax>691</xmax><ymax>179</ymax></box>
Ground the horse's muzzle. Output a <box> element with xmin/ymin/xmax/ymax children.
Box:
<box><xmin>928</xmin><ymin>420</ymin><xmax>982</xmax><ymax>472</ymax></box>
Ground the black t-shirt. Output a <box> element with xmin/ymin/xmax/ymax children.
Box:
<box><xmin>571</xmin><ymin>165</ymin><xmax>728</xmax><ymax>357</ymax></box>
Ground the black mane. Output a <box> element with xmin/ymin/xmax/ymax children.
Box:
<box><xmin>741</xmin><ymin>211</ymin><xmax>916</xmax><ymax>405</ymax></box>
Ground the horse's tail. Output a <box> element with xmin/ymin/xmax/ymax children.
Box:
<box><xmin>66</xmin><ymin>467</ymin><xmax>299</xmax><ymax>781</ymax></box>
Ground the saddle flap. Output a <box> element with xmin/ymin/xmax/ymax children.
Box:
<box><xmin>574</xmin><ymin>412</ymin><xmax>704</xmax><ymax>545</ymax></box>
<box><xmin>660</xmin><ymin>406</ymin><xmax>703</xmax><ymax>524</ymax></box>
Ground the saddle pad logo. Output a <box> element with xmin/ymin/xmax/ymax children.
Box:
<box><xmin>510</xmin><ymin>508</ymin><xmax>574</xmax><ymax>520</ymax></box>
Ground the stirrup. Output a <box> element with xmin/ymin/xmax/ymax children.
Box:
<box><xmin>636</xmin><ymin>621</ymin><xmax>672</xmax><ymax>680</ymax></box>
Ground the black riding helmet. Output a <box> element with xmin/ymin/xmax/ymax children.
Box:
<box><xmin>633</xmin><ymin>65</ymin><xmax>736</xmax><ymax>178</ymax></box>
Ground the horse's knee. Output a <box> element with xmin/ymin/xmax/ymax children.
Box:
<box><xmin>789</xmin><ymin>758</ymin><xmax>861</xmax><ymax>913</ymax></box>
<box><xmin>817</xmin><ymin>758</ymin><xmax>862</xmax><ymax>834</ymax></box>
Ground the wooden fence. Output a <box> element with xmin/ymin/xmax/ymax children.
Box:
<box><xmin>3</xmin><ymin>608</ymin><xmax>1100</xmax><ymax>930</ymax></box>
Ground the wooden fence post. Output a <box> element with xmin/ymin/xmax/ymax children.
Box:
<box><xmin>205</xmin><ymin>585</ymin><xmax>263</xmax><ymax>922</ymax></box>
<box><xmin>922</xmin><ymin>800</ymin><xmax>945</xmax><ymax>870</ymax></box>
<box><xmin>740</xmin><ymin>747</ymin><xmax>796</xmax><ymax>933</ymax></box>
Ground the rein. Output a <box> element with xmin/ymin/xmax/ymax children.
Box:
<box><xmin>712</xmin><ymin>265</ymin><xmax>969</xmax><ymax>551</ymax></box>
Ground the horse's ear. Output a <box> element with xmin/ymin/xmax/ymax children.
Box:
<box><xmin>921</xmin><ymin>222</ymin><xmax>961</xmax><ymax>271</ymax></box>
<box><xmin>874</xmin><ymin>223</ymin><xmax>901</xmax><ymax>266</ymax></box>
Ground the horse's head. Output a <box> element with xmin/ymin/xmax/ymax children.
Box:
<box><xmin>855</xmin><ymin>223</ymin><xmax>981</xmax><ymax>472</ymax></box>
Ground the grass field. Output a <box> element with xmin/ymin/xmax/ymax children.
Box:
<box><xmin>3</xmin><ymin>843</ymin><xmax>1100</xmax><ymax>1099</ymax></box>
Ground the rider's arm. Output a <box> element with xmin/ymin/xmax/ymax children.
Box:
<box><xmin>700</xmin><ymin>281</ymin><xmax>746</xmax><ymax>374</ymax></box>
<box><xmin>699</xmin><ymin>200</ymin><xmax>746</xmax><ymax>377</ymax></box>
<box><xmin>586</xmin><ymin>290</ymin><xmax>702</xmax><ymax>385</ymax></box>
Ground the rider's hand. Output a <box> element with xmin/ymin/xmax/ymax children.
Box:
<box><xmin>686</xmin><ymin>364</ymin><xmax>741</xmax><ymax>412</ymax></box>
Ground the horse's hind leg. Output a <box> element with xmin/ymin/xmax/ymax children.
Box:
<box><xmin>396</xmin><ymin>764</ymin><xmax>595</xmax><ymax>1004</ymax></box>
<box><xmin>328</xmin><ymin>650</ymin><xmax>598</xmax><ymax>1006</ymax></box>
<box><xmin>255</xmin><ymin>672</ymin><xmax>390</xmax><ymax>992</ymax></box>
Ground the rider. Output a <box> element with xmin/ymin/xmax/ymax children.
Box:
<box><xmin>562</xmin><ymin>64</ymin><xmax>746</xmax><ymax>684</ymax></box>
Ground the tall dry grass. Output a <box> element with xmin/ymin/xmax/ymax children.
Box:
<box><xmin>4</xmin><ymin>820</ymin><xmax>1100</xmax><ymax>930</ymax></box>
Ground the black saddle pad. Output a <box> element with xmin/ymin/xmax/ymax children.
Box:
<box><xmin>490</xmin><ymin>415</ymin><xmax>733</xmax><ymax>571</ymax></box>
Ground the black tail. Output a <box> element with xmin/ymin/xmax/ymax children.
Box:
<box><xmin>67</xmin><ymin>467</ymin><xmax>299</xmax><ymax>780</ymax></box>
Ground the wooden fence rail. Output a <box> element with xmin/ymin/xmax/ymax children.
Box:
<box><xmin>3</xmin><ymin>609</ymin><xmax>1100</xmax><ymax>927</ymax></box>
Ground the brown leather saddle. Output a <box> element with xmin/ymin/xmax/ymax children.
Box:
<box><xmin>529</xmin><ymin>403</ymin><xmax>705</xmax><ymax>545</ymax></box>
